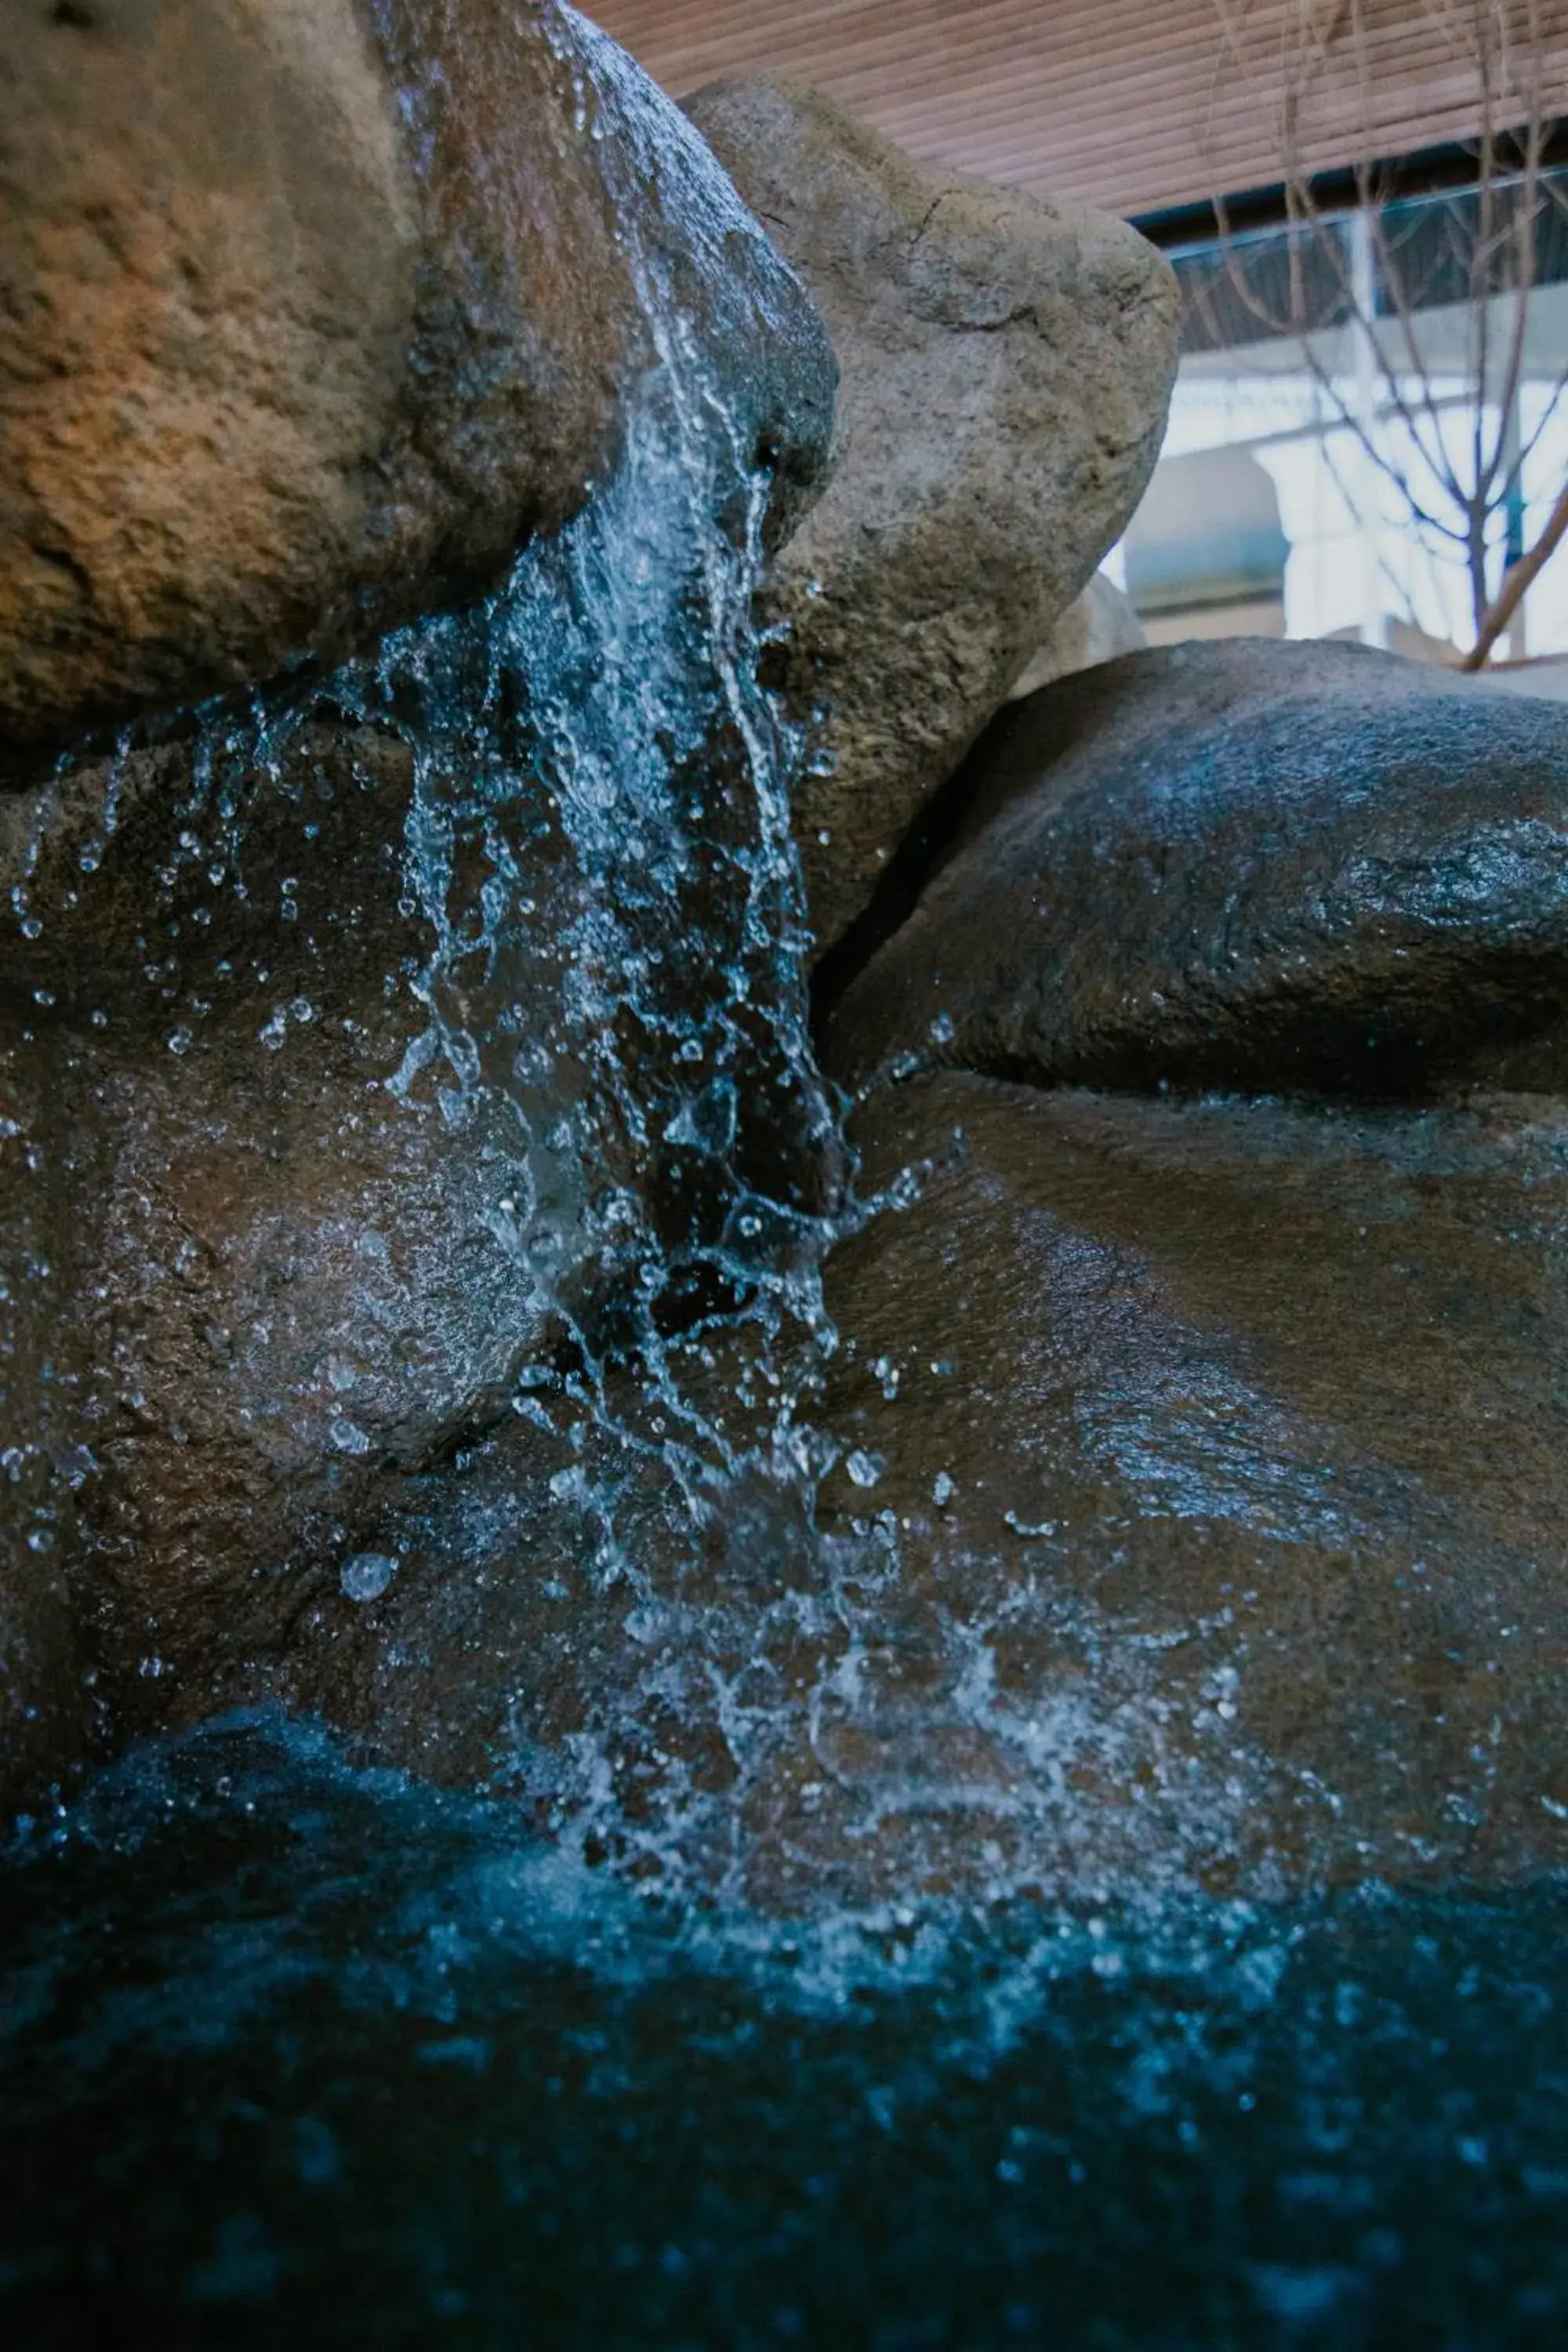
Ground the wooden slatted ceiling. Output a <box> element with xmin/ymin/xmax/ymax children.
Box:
<box><xmin>589</xmin><ymin>0</ymin><xmax>1568</xmax><ymax>220</ymax></box>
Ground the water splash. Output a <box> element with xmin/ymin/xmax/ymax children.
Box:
<box><xmin>0</xmin><ymin>6</ymin><xmax>1246</xmax><ymax>1924</ymax></box>
<box><xmin>0</xmin><ymin>0</ymin><xmax>880</xmax><ymax>1881</ymax></box>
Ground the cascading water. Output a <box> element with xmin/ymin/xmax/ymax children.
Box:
<box><xmin>332</xmin><ymin>19</ymin><xmax>851</xmax><ymax>1456</ymax></box>
<box><xmin>0</xmin><ymin>0</ymin><xmax>905</xmax><ymax>1904</ymax></box>
<box><xmin>0</xmin><ymin>8</ymin><xmax>1345</xmax><ymax>1915</ymax></box>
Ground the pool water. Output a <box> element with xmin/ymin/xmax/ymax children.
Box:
<box><xmin>3</xmin><ymin>1713</ymin><xmax>1566</xmax><ymax>2350</ymax></box>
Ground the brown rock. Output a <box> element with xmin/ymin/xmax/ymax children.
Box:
<box><xmin>0</xmin><ymin>635</ymin><xmax>840</xmax><ymax>1793</ymax></box>
<box><xmin>186</xmin><ymin>1054</ymin><xmax>1568</xmax><ymax>1907</ymax></box>
<box><xmin>683</xmin><ymin>76</ymin><xmax>1180</xmax><ymax>950</ymax></box>
<box><xmin>0</xmin><ymin>720</ymin><xmax>551</xmax><ymax>1751</ymax></box>
<box><xmin>815</xmin><ymin>1071</ymin><xmax>1568</xmax><ymax>1892</ymax></box>
<box><xmin>0</xmin><ymin>1</ymin><xmax>834</xmax><ymax>757</ymax></box>
<box><xmin>826</xmin><ymin>637</ymin><xmax>1568</xmax><ymax>1096</ymax></box>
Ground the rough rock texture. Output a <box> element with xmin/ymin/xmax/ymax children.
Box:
<box><xmin>13</xmin><ymin>655</ymin><xmax>1568</xmax><ymax>1899</ymax></box>
<box><xmin>1006</xmin><ymin>571</ymin><xmax>1145</xmax><ymax>702</ymax></box>
<box><xmin>0</xmin><ymin>1</ymin><xmax>834</xmax><ymax>758</ymax></box>
<box><xmin>682</xmin><ymin>77</ymin><xmax>1181</xmax><ymax>953</ymax></box>
<box><xmin>826</xmin><ymin>638</ymin><xmax>1568</xmax><ymax>1095</ymax></box>
<box><xmin>814</xmin><ymin>1073</ymin><xmax>1568</xmax><ymax>1889</ymax></box>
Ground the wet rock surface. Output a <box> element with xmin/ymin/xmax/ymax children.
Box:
<box><xmin>826</xmin><ymin>637</ymin><xmax>1568</xmax><ymax>1098</ymax></box>
<box><xmin>683</xmin><ymin>77</ymin><xmax>1180</xmax><ymax>952</ymax></box>
<box><xmin>0</xmin><ymin>630</ymin><xmax>837</xmax><ymax>1796</ymax></box>
<box><xmin>0</xmin><ymin>0</ymin><xmax>833</xmax><ymax>757</ymax></box>
<box><xmin>11</xmin><ymin>596</ymin><xmax>1568</xmax><ymax>1904</ymax></box>
<box><xmin>1</xmin><ymin>722</ymin><xmax>552</xmax><ymax>1755</ymax></box>
<box><xmin>822</xmin><ymin>1073</ymin><xmax>1568</xmax><ymax>1893</ymax></box>
<box><xmin>3</xmin><ymin>20</ymin><xmax>1568</xmax><ymax>1933</ymax></box>
<box><xmin>260</xmin><ymin>1057</ymin><xmax>1568</xmax><ymax>1910</ymax></box>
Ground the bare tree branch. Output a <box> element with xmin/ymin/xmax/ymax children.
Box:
<box><xmin>1463</xmin><ymin>471</ymin><xmax>1568</xmax><ymax>664</ymax></box>
<box><xmin>1200</xmin><ymin>0</ymin><xmax>1567</xmax><ymax>662</ymax></box>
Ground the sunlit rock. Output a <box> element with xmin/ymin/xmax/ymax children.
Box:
<box><xmin>0</xmin><ymin>0</ymin><xmax>833</xmax><ymax>757</ymax></box>
<box><xmin>683</xmin><ymin>76</ymin><xmax>1180</xmax><ymax>952</ymax></box>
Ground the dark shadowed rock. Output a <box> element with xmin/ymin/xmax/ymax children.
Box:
<box><xmin>0</xmin><ymin>722</ymin><xmax>553</xmax><ymax>1755</ymax></box>
<box><xmin>0</xmin><ymin>1041</ymin><xmax>89</xmax><ymax>1797</ymax></box>
<box><xmin>0</xmin><ymin>1</ymin><xmax>834</xmax><ymax>758</ymax></box>
<box><xmin>682</xmin><ymin>77</ymin><xmax>1180</xmax><ymax>952</ymax></box>
<box><xmin>826</xmin><ymin>638</ymin><xmax>1568</xmax><ymax>1097</ymax></box>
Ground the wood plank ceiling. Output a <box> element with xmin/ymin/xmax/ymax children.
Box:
<box><xmin>590</xmin><ymin>0</ymin><xmax>1568</xmax><ymax>221</ymax></box>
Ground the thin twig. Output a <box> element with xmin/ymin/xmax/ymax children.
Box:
<box><xmin>1462</xmin><ymin>472</ymin><xmax>1568</xmax><ymax>665</ymax></box>
<box><xmin>1200</xmin><ymin>0</ymin><xmax>1565</xmax><ymax>662</ymax></box>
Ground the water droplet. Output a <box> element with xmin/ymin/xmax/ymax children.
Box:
<box><xmin>166</xmin><ymin>1028</ymin><xmax>193</xmax><ymax>1056</ymax></box>
<box><xmin>845</xmin><ymin>1450</ymin><xmax>884</xmax><ymax>1490</ymax></box>
<box><xmin>330</xmin><ymin>1419</ymin><xmax>370</xmax><ymax>1457</ymax></box>
<box><xmin>340</xmin><ymin>1552</ymin><xmax>397</xmax><ymax>1604</ymax></box>
<box><xmin>933</xmin><ymin>1471</ymin><xmax>955</xmax><ymax>1507</ymax></box>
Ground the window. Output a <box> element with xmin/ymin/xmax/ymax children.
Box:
<box><xmin>1114</xmin><ymin>165</ymin><xmax>1568</xmax><ymax>673</ymax></box>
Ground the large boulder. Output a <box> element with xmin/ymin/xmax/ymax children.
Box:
<box><xmin>826</xmin><ymin>637</ymin><xmax>1568</xmax><ymax>1094</ymax></box>
<box><xmin>0</xmin><ymin>1</ymin><xmax>834</xmax><ymax>759</ymax></box>
<box><xmin>810</xmin><ymin>1071</ymin><xmax>1568</xmax><ymax>1892</ymax></box>
<box><xmin>683</xmin><ymin>77</ymin><xmax>1181</xmax><ymax>952</ymax></box>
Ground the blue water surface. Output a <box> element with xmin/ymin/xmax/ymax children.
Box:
<box><xmin>2</xmin><ymin>1712</ymin><xmax>1566</xmax><ymax>2350</ymax></box>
